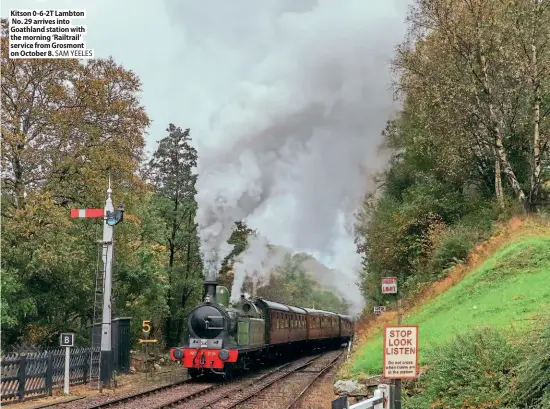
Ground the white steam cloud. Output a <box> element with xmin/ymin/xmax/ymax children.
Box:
<box><xmin>165</xmin><ymin>0</ymin><xmax>408</xmax><ymax>314</ymax></box>
<box><xmin>230</xmin><ymin>235</ymin><xmax>287</xmax><ymax>303</ymax></box>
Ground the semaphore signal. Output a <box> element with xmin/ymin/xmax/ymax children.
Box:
<box><xmin>70</xmin><ymin>176</ymin><xmax>123</xmax><ymax>388</ymax></box>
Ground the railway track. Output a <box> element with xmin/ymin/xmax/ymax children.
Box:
<box><xmin>39</xmin><ymin>378</ymin><xmax>196</xmax><ymax>409</ymax></box>
<box><xmin>226</xmin><ymin>349</ymin><xmax>344</xmax><ymax>409</ymax></box>
<box><xmin>164</xmin><ymin>349</ymin><xmax>343</xmax><ymax>409</ymax></box>
<box><xmin>42</xmin><ymin>349</ymin><xmax>342</xmax><ymax>409</ymax></box>
<box><xmin>148</xmin><ymin>354</ymin><xmax>320</xmax><ymax>409</ymax></box>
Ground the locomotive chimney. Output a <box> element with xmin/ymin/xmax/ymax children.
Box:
<box><xmin>204</xmin><ymin>279</ymin><xmax>217</xmax><ymax>303</ymax></box>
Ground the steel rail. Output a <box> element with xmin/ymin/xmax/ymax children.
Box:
<box><xmin>219</xmin><ymin>352</ymin><xmax>338</xmax><ymax>409</ymax></box>
<box><xmin>13</xmin><ymin>396</ymin><xmax>86</xmax><ymax>409</ymax></box>
<box><xmin>85</xmin><ymin>378</ymin><xmax>194</xmax><ymax>409</ymax></box>
<box><xmin>284</xmin><ymin>351</ymin><xmax>343</xmax><ymax>409</ymax></box>
<box><xmin>153</xmin><ymin>357</ymin><xmax>309</xmax><ymax>409</ymax></box>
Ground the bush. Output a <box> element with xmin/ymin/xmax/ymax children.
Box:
<box><xmin>405</xmin><ymin>327</ymin><xmax>522</xmax><ymax>409</ymax></box>
<box><xmin>428</xmin><ymin>204</ymin><xmax>497</xmax><ymax>277</ymax></box>
<box><xmin>505</xmin><ymin>322</ymin><xmax>550</xmax><ymax>409</ymax></box>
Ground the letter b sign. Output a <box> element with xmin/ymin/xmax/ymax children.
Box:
<box><xmin>60</xmin><ymin>333</ymin><xmax>74</xmax><ymax>347</ymax></box>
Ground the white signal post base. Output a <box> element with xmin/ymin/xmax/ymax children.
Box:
<box><xmin>64</xmin><ymin>346</ymin><xmax>70</xmax><ymax>395</ymax></box>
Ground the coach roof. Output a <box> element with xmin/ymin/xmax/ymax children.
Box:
<box><xmin>303</xmin><ymin>308</ymin><xmax>339</xmax><ymax>317</ymax></box>
<box><xmin>257</xmin><ymin>299</ymin><xmax>307</xmax><ymax>314</ymax></box>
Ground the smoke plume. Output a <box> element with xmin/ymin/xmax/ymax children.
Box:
<box><xmin>230</xmin><ymin>234</ymin><xmax>287</xmax><ymax>303</ymax></box>
<box><xmin>164</xmin><ymin>0</ymin><xmax>408</xmax><ymax>313</ymax></box>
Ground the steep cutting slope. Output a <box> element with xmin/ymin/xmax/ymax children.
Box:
<box><xmin>340</xmin><ymin>216</ymin><xmax>550</xmax><ymax>379</ymax></box>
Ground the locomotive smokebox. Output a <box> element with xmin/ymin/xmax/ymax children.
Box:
<box><xmin>204</xmin><ymin>279</ymin><xmax>217</xmax><ymax>302</ymax></box>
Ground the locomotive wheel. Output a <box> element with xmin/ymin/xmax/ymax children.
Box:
<box><xmin>188</xmin><ymin>368</ymin><xmax>200</xmax><ymax>379</ymax></box>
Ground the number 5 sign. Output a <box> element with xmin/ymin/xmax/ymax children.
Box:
<box><xmin>142</xmin><ymin>320</ymin><xmax>151</xmax><ymax>334</ymax></box>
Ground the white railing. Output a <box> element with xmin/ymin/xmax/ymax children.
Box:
<box><xmin>332</xmin><ymin>384</ymin><xmax>390</xmax><ymax>409</ymax></box>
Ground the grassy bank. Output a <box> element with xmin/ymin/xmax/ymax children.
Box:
<box><xmin>342</xmin><ymin>217</ymin><xmax>550</xmax><ymax>379</ymax></box>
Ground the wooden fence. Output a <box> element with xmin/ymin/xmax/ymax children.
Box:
<box><xmin>0</xmin><ymin>347</ymin><xmax>98</xmax><ymax>405</ymax></box>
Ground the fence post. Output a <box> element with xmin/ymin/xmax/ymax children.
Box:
<box><xmin>373</xmin><ymin>389</ymin><xmax>383</xmax><ymax>409</ymax></box>
<box><xmin>378</xmin><ymin>384</ymin><xmax>391</xmax><ymax>409</ymax></box>
<box><xmin>83</xmin><ymin>350</ymin><xmax>89</xmax><ymax>384</ymax></box>
<box><xmin>46</xmin><ymin>353</ymin><xmax>53</xmax><ymax>396</ymax></box>
<box><xmin>17</xmin><ymin>355</ymin><xmax>27</xmax><ymax>401</ymax></box>
<box><xmin>332</xmin><ymin>395</ymin><xmax>349</xmax><ymax>409</ymax></box>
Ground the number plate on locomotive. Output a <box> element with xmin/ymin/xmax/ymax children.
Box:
<box><xmin>189</xmin><ymin>338</ymin><xmax>223</xmax><ymax>349</ymax></box>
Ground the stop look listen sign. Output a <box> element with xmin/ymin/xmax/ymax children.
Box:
<box><xmin>383</xmin><ymin>325</ymin><xmax>419</xmax><ymax>379</ymax></box>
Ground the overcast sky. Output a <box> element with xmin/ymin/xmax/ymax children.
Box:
<box><xmin>2</xmin><ymin>0</ymin><xmax>410</xmax><ymax>310</ymax></box>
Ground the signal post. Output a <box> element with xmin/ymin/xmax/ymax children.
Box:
<box><xmin>71</xmin><ymin>179</ymin><xmax>124</xmax><ymax>387</ymax></box>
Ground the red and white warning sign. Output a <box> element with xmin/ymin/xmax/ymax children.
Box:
<box><xmin>383</xmin><ymin>325</ymin><xmax>418</xmax><ymax>379</ymax></box>
<box><xmin>381</xmin><ymin>277</ymin><xmax>397</xmax><ymax>294</ymax></box>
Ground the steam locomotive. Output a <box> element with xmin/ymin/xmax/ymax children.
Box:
<box><xmin>169</xmin><ymin>280</ymin><xmax>354</xmax><ymax>379</ymax></box>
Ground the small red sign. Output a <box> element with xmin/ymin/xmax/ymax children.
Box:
<box><xmin>381</xmin><ymin>277</ymin><xmax>397</xmax><ymax>294</ymax></box>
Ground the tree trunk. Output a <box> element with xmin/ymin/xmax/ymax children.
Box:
<box><xmin>165</xmin><ymin>197</ymin><xmax>178</xmax><ymax>347</ymax></box>
<box><xmin>495</xmin><ymin>157</ymin><xmax>504</xmax><ymax>207</ymax></box>
<box><xmin>13</xmin><ymin>143</ymin><xmax>25</xmax><ymax>208</ymax></box>
<box><xmin>478</xmin><ymin>51</ymin><xmax>528</xmax><ymax>209</ymax></box>
<box><xmin>530</xmin><ymin>37</ymin><xmax>542</xmax><ymax>206</ymax></box>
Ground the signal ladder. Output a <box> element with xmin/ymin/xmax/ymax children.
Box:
<box><xmin>89</xmin><ymin>239</ymin><xmax>109</xmax><ymax>389</ymax></box>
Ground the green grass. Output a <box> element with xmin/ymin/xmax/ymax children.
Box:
<box><xmin>351</xmin><ymin>236</ymin><xmax>550</xmax><ymax>377</ymax></box>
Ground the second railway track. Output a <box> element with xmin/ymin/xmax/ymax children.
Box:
<box><xmin>43</xmin><ymin>349</ymin><xmax>343</xmax><ymax>409</ymax></box>
<box><xmin>171</xmin><ymin>349</ymin><xmax>344</xmax><ymax>409</ymax></box>
<box><xmin>226</xmin><ymin>349</ymin><xmax>344</xmax><ymax>409</ymax></box>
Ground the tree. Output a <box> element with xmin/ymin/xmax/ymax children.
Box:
<box><xmin>217</xmin><ymin>221</ymin><xmax>256</xmax><ymax>290</ymax></box>
<box><xmin>145</xmin><ymin>124</ymin><xmax>203</xmax><ymax>347</ymax></box>
<box><xmin>394</xmin><ymin>0</ymin><xmax>550</xmax><ymax>210</ymax></box>
<box><xmin>510</xmin><ymin>0</ymin><xmax>550</xmax><ymax>205</ymax></box>
<box><xmin>1</xmin><ymin>20</ymin><xmax>149</xmax><ymax>210</ymax></box>
<box><xmin>0</xmin><ymin>19</ymin><xmax>151</xmax><ymax>348</ymax></box>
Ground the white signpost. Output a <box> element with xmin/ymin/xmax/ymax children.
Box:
<box><xmin>60</xmin><ymin>333</ymin><xmax>74</xmax><ymax>394</ymax></box>
<box><xmin>381</xmin><ymin>277</ymin><xmax>398</xmax><ymax>294</ymax></box>
<box><xmin>374</xmin><ymin>306</ymin><xmax>386</xmax><ymax>315</ymax></box>
<box><xmin>383</xmin><ymin>326</ymin><xmax>418</xmax><ymax>379</ymax></box>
